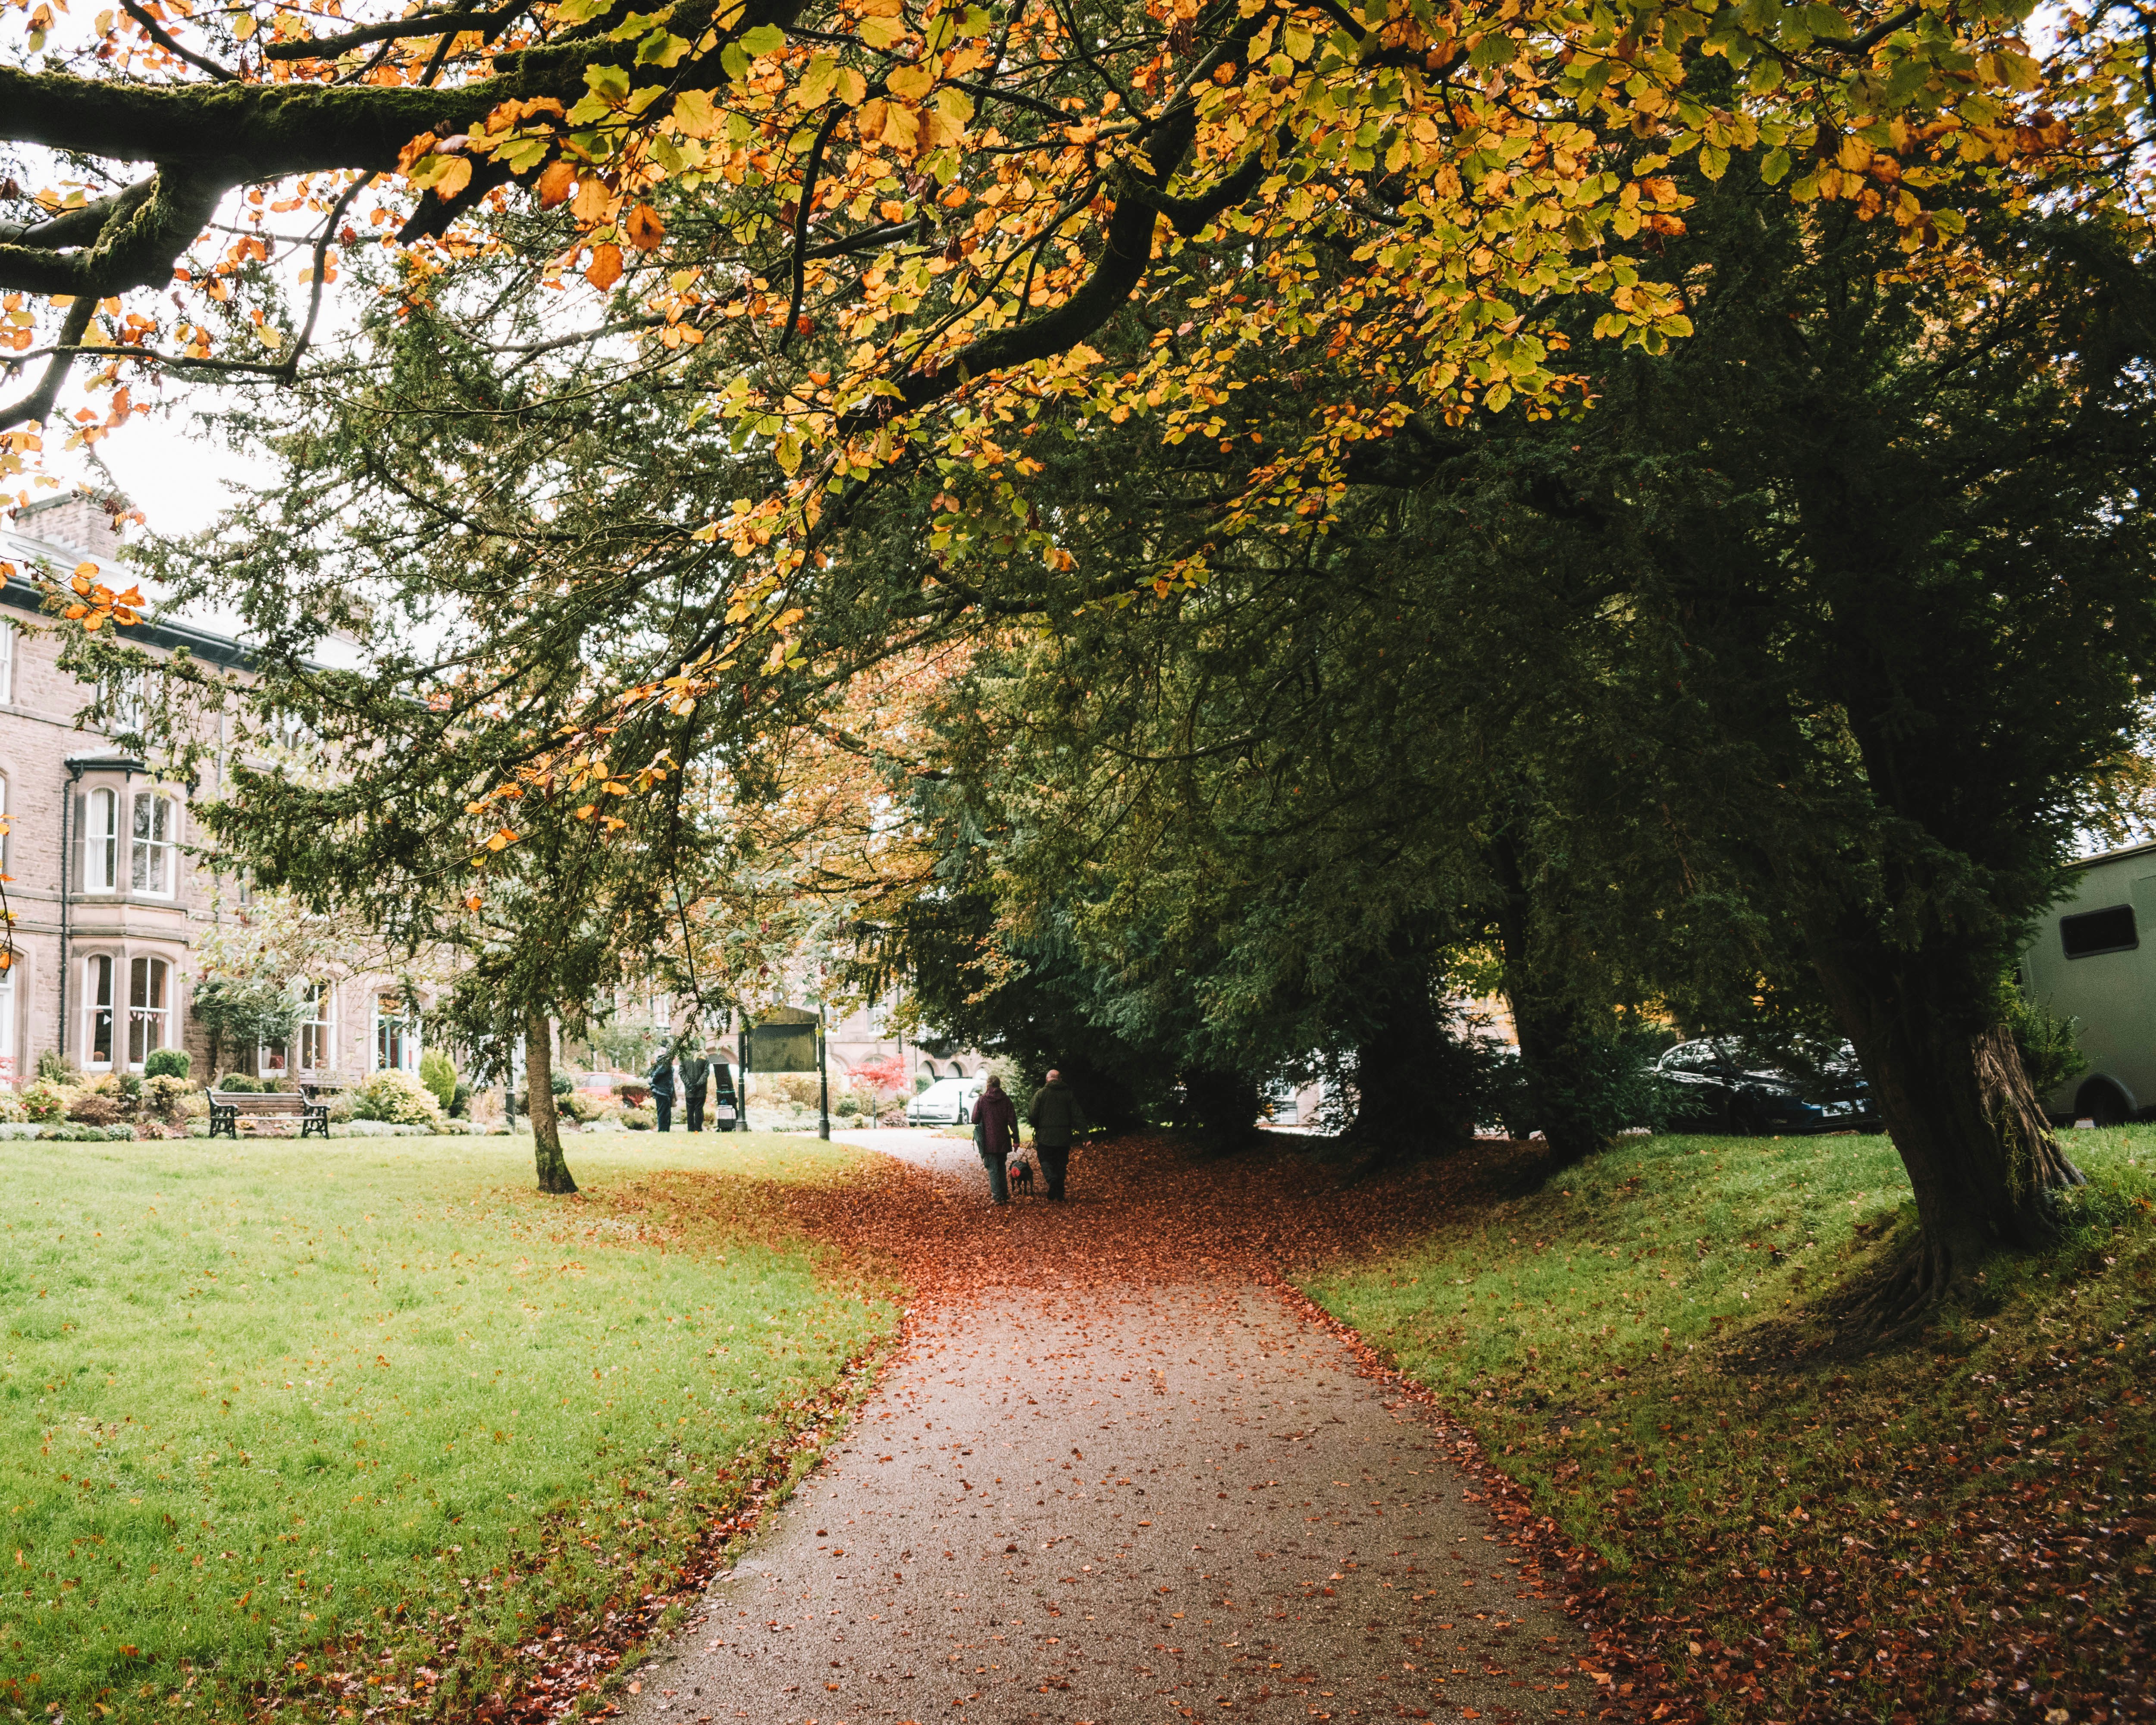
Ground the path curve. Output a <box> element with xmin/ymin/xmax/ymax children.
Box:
<box><xmin>620</xmin><ymin>1132</ymin><xmax>1592</xmax><ymax>1725</ymax></box>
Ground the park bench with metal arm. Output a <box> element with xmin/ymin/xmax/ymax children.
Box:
<box><xmin>207</xmin><ymin>1089</ymin><xmax>329</xmax><ymax>1140</ymax></box>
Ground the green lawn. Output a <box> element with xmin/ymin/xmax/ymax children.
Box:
<box><xmin>1306</xmin><ymin>1126</ymin><xmax>2156</xmax><ymax>1722</ymax></box>
<box><xmin>3</xmin><ymin>1132</ymin><xmax>898</xmax><ymax>1722</ymax></box>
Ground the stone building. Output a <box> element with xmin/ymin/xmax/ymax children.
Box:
<box><xmin>0</xmin><ymin>491</ymin><xmax>423</xmax><ymax>1087</ymax></box>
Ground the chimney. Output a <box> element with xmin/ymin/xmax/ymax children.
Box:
<box><xmin>13</xmin><ymin>488</ymin><xmax>134</xmax><ymax>568</ymax></box>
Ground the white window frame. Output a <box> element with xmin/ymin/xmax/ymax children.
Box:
<box><xmin>130</xmin><ymin>792</ymin><xmax>177</xmax><ymax>898</ymax></box>
<box><xmin>83</xmin><ymin>787</ymin><xmax>119</xmax><ymax>893</ymax></box>
<box><xmin>83</xmin><ymin>953</ymin><xmax>116</xmax><ymax>1070</ymax></box>
<box><xmin>299</xmin><ymin>984</ymin><xmax>334</xmax><ymax>1074</ymax></box>
<box><xmin>127</xmin><ymin>955</ymin><xmax>170</xmax><ymax>1069</ymax></box>
<box><xmin>263</xmin><ymin>982</ymin><xmax>335</xmax><ymax>1078</ymax></box>
<box><xmin>0</xmin><ymin>620</ymin><xmax>14</xmax><ymax>706</ymax></box>
<box><xmin>101</xmin><ymin>676</ymin><xmax>142</xmax><ymax>737</ymax></box>
<box><xmin>373</xmin><ymin>994</ymin><xmax>418</xmax><ymax>1073</ymax></box>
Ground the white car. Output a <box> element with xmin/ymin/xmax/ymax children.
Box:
<box><xmin>906</xmin><ymin>1076</ymin><xmax>984</xmax><ymax>1127</ymax></box>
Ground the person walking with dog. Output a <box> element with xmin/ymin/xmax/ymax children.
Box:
<box><xmin>648</xmin><ymin>1045</ymin><xmax>678</xmax><ymax>1134</ymax></box>
<box><xmin>971</xmin><ymin>1073</ymin><xmax>1020</xmax><ymax>1206</ymax></box>
<box><xmin>678</xmin><ymin>1036</ymin><xmax>712</xmax><ymax>1134</ymax></box>
<box><xmin>1026</xmin><ymin>1068</ymin><xmax>1084</xmax><ymax>1201</ymax></box>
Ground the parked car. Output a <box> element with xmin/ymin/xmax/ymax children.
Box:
<box><xmin>906</xmin><ymin>1075</ymin><xmax>985</xmax><ymax>1127</ymax></box>
<box><xmin>1654</xmin><ymin>1037</ymin><xmax>1879</xmax><ymax>1135</ymax></box>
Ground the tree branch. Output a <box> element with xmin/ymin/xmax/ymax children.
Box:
<box><xmin>261</xmin><ymin>0</ymin><xmax>532</xmax><ymax>60</ymax></box>
<box><xmin>779</xmin><ymin>102</ymin><xmax>849</xmax><ymax>357</ymax></box>
<box><xmin>0</xmin><ymin>295</ymin><xmax>96</xmax><ymax>432</ymax></box>
<box><xmin>120</xmin><ymin>0</ymin><xmax>238</xmax><ymax>80</ymax></box>
<box><xmin>0</xmin><ymin>166</ymin><xmax>222</xmax><ymax>297</ymax></box>
<box><xmin>1821</xmin><ymin>3</ymin><xmax>1924</xmax><ymax>53</ymax></box>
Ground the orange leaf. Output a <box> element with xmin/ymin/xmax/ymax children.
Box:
<box><xmin>535</xmin><ymin>160</ymin><xmax>576</xmax><ymax>208</ymax></box>
<box><xmin>586</xmin><ymin>243</ymin><xmax>624</xmax><ymax>290</ymax></box>
<box><xmin>623</xmin><ymin>204</ymin><xmax>666</xmax><ymax>249</ymax></box>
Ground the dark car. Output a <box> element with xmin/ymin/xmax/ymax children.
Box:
<box><xmin>1654</xmin><ymin>1037</ymin><xmax>1879</xmax><ymax>1135</ymax></box>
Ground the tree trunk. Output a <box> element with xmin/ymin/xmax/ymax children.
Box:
<box><xmin>1507</xmin><ymin>1002</ymin><xmax>1609</xmax><ymax>1170</ymax></box>
<box><xmin>1811</xmin><ymin>941</ymin><xmax>2083</xmax><ymax>1321</ymax></box>
<box><xmin>1181</xmin><ymin>1067</ymin><xmax>1264</xmax><ymax>1150</ymax></box>
<box><xmin>1489</xmin><ymin>835</ymin><xmax>1608</xmax><ymax>1170</ymax></box>
<box><xmin>525</xmin><ymin>1010</ymin><xmax>577</xmax><ymax>1195</ymax></box>
<box><xmin>1350</xmin><ymin>949</ymin><xmax>1472</xmax><ymax>1160</ymax></box>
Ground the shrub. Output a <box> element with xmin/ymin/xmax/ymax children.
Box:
<box><xmin>450</xmin><ymin>1079</ymin><xmax>472</xmax><ymax>1118</ymax></box>
<box><xmin>613</xmin><ymin>1080</ymin><xmax>651</xmax><ymax>1108</ymax></box>
<box><xmin>143</xmin><ymin>1048</ymin><xmax>191</xmax><ymax>1080</ymax></box>
<box><xmin>419</xmin><ymin>1049</ymin><xmax>457</xmax><ymax>1112</ymax></box>
<box><xmin>620</xmin><ymin>1106</ymin><xmax>657</xmax><ymax>1131</ymax></box>
<box><xmin>216</xmin><ymin>1073</ymin><xmax>265</xmax><ymax>1093</ymax></box>
<box><xmin>67</xmin><ymin>1091</ymin><xmax>124</xmax><ymax>1127</ymax></box>
<box><xmin>760</xmin><ymin>1073</ymin><xmax>822</xmax><ymax>1110</ymax></box>
<box><xmin>2009</xmin><ymin>992</ymin><xmax>2089</xmax><ymax>1098</ymax></box>
<box><xmin>349</xmin><ymin>1070</ymin><xmax>446</xmax><ymax>1128</ymax></box>
<box><xmin>142</xmin><ymin>1074</ymin><xmax>193</xmax><ymax>1125</ymax></box>
<box><xmin>0</xmin><ymin>1088</ymin><xmax>25</xmax><ymax>1124</ymax></box>
<box><xmin>34</xmin><ymin>1051</ymin><xmax>76</xmax><ymax>1085</ymax></box>
<box><xmin>558</xmin><ymin>1090</ymin><xmax>607</xmax><ymax>1125</ymax></box>
<box><xmin>21</xmin><ymin>1082</ymin><xmax>73</xmax><ymax>1123</ymax></box>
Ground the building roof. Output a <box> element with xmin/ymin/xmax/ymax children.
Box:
<box><xmin>2072</xmin><ymin>837</ymin><xmax>2156</xmax><ymax>872</ymax></box>
<box><xmin>0</xmin><ymin>521</ymin><xmax>256</xmax><ymax>674</ymax></box>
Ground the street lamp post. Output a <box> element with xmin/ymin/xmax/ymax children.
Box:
<box><xmin>817</xmin><ymin>1001</ymin><xmax>831</xmax><ymax>1141</ymax></box>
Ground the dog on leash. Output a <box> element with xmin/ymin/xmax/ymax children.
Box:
<box><xmin>1009</xmin><ymin>1157</ymin><xmax>1036</xmax><ymax>1195</ymax></box>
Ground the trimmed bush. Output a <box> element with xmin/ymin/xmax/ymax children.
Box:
<box><xmin>419</xmin><ymin>1049</ymin><xmax>457</xmax><ymax>1112</ymax></box>
<box><xmin>216</xmin><ymin>1073</ymin><xmax>265</xmax><ymax>1093</ymax></box>
<box><xmin>348</xmin><ymin>1070</ymin><xmax>446</xmax><ymax>1129</ymax></box>
<box><xmin>21</xmin><ymin>1082</ymin><xmax>73</xmax><ymax>1124</ymax></box>
<box><xmin>620</xmin><ymin>1106</ymin><xmax>657</xmax><ymax>1131</ymax></box>
<box><xmin>143</xmin><ymin>1048</ymin><xmax>191</xmax><ymax>1080</ymax></box>
<box><xmin>143</xmin><ymin>1074</ymin><xmax>193</xmax><ymax>1125</ymax></box>
<box><xmin>67</xmin><ymin>1091</ymin><xmax>124</xmax><ymax>1127</ymax></box>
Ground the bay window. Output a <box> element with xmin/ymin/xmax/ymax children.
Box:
<box><xmin>83</xmin><ymin>787</ymin><xmax>119</xmax><ymax>892</ymax></box>
<box><xmin>131</xmin><ymin>793</ymin><xmax>176</xmax><ymax>897</ymax></box>
<box><xmin>127</xmin><ymin>957</ymin><xmax>169</xmax><ymax>1067</ymax></box>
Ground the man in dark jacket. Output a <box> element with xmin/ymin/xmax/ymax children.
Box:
<box><xmin>677</xmin><ymin>1040</ymin><xmax>712</xmax><ymax>1133</ymax></box>
<box><xmin>648</xmin><ymin>1047</ymin><xmax>677</xmax><ymax>1133</ymax></box>
<box><xmin>1025</xmin><ymin>1069</ymin><xmax>1085</xmax><ymax>1200</ymax></box>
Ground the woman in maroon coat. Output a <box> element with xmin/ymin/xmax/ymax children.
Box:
<box><xmin>971</xmin><ymin>1074</ymin><xmax>1020</xmax><ymax>1206</ymax></box>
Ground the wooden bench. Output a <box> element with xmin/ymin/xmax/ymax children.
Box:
<box><xmin>208</xmin><ymin>1090</ymin><xmax>329</xmax><ymax>1140</ymax></box>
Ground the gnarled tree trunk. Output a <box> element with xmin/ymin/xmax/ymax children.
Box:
<box><xmin>1181</xmin><ymin>1067</ymin><xmax>1264</xmax><ymax>1150</ymax></box>
<box><xmin>1349</xmin><ymin>948</ymin><xmax>1473</xmax><ymax>1161</ymax></box>
<box><xmin>1811</xmin><ymin>939</ymin><xmax>2083</xmax><ymax>1320</ymax></box>
<box><xmin>1490</xmin><ymin>835</ymin><xmax>1608</xmax><ymax>1170</ymax></box>
<box><xmin>526</xmin><ymin>1010</ymin><xmax>577</xmax><ymax>1195</ymax></box>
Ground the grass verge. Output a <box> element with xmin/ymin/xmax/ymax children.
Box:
<box><xmin>3</xmin><ymin>1131</ymin><xmax>899</xmax><ymax>1722</ymax></box>
<box><xmin>1304</xmin><ymin>1126</ymin><xmax>2156</xmax><ymax>1723</ymax></box>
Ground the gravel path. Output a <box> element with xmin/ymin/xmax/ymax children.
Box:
<box><xmin>619</xmin><ymin>1134</ymin><xmax>1591</xmax><ymax>1725</ymax></box>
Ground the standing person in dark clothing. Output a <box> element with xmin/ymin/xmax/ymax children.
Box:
<box><xmin>648</xmin><ymin>1045</ymin><xmax>677</xmax><ymax>1133</ymax></box>
<box><xmin>971</xmin><ymin>1073</ymin><xmax>1020</xmax><ymax>1206</ymax></box>
<box><xmin>678</xmin><ymin>1037</ymin><xmax>712</xmax><ymax>1133</ymax></box>
<box><xmin>1026</xmin><ymin>1068</ymin><xmax>1085</xmax><ymax>1200</ymax></box>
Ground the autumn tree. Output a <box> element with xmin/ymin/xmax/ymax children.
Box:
<box><xmin>4</xmin><ymin>0</ymin><xmax>2115</xmax><ymax>661</ymax></box>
